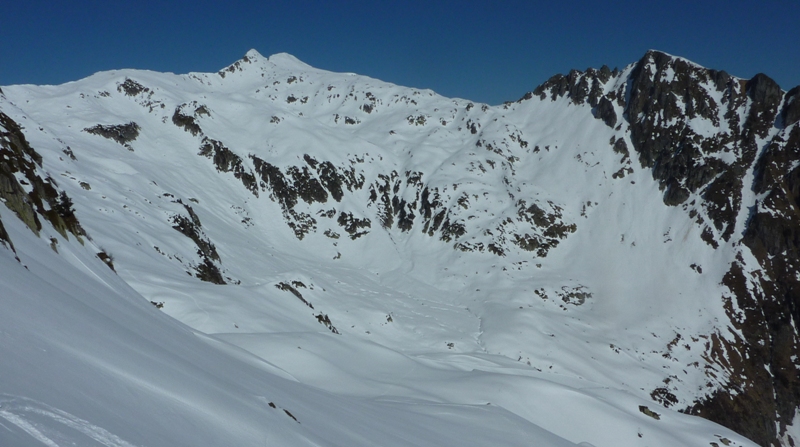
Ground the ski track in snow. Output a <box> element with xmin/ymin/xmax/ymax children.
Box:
<box><xmin>0</xmin><ymin>396</ymin><xmax>138</xmax><ymax>447</ymax></box>
<box><xmin>0</xmin><ymin>410</ymin><xmax>61</xmax><ymax>447</ymax></box>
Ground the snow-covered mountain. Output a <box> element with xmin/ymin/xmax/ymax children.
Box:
<box><xmin>0</xmin><ymin>48</ymin><xmax>797</xmax><ymax>447</ymax></box>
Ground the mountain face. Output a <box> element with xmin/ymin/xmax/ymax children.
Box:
<box><xmin>532</xmin><ymin>51</ymin><xmax>800</xmax><ymax>445</ymax></box>
<box><xmin>0</xmin><ymin>49</ymin><xmax>797</xmax><ymax>447</ymax></box>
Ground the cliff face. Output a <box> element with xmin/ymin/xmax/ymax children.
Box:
<box><xmin>532</xmin><ymin>50</ymin><xmax>800</xmax><ymax>446</ymax></box>
<box><xmin>0</xmin><ymin>109</ymin><xmax>85</xmax><ymax>247</ymax></box>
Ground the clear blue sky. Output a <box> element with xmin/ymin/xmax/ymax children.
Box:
<box><xmin>2</xmin><ymin>0</ymin><xmax>798</xmax><ymax>105</ymax></box>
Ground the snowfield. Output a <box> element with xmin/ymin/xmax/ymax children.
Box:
<box><xmin>0</xmin><ymin>49</ymin><xmax>774</xmax><ymax>446</ymax></box>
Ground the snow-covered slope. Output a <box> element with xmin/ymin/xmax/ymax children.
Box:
<box><xmin>1</xmin><ymin>48</ymin><xmax>797</xmax><ymax>446</ymax></box>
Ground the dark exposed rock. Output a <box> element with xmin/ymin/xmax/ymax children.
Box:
<box><xmin>0</xmin><ymin>212</ymin><xmax>16</xmax><ymax>254</ymax></box>
<box><xmin>315</xmin><ymin>313</ymin><xmax>339</xmax><ymax>334</ymax></box>
<box><xmin>276</xmin><ymin>281</ymin><xmax>314</xmax><ymax>308</ymax></box>
<box><xmin>117</xmin><ymin>78</ymin><xmax>148</xmax><ymax>96</ymax></box>
<box><xmin>368</xmin><ymin>170</ymin><xmax>424</xmax><ymax>232</ymax></box>
<box><xmin>567</xmin><ymin>70</ymin><xmax>590</xmax><ymax>105</ymax></box>
<box><xmin>84</xmin><ymin>122</ymin><xmax>141</xmax><ymax>149</ymax></box>
<box><xmin>337</xmin><ymin>212</ymin><xmax>370</xmax><ymax>239</ymax></box>
<box><xmin>747</xmin><ymin>73</ymin><xmax>782</xmax><ymax>107</ymax></box>
<box><xmin>509</xmin><ymin>200</ymin><xmax>576</xmax><ymax>257</ymax></box>
<box><xmin>171</xmin><ymin>211</ymin><xmax>218</xmax><ymax>261</ymax></box>
<box><xmin>287</xmin><ymin>166</ymin><xmax>328</xmax><ymax>204</ymax></box>
<box><xmin>607</xmin><ymin>50</ymin><xmax>800</xmax><ymax>445</ymax></box>
<box><xmin>97</xmin><ymin>251</ymin><xmax>115</xmax><ymax>271</ymax></box>
<box><xmin>314</xmin><ymin>160</ymin><xmax>345</xmax><ymax>202</ymax></box>
<box><xmin>782</xmin><ymin>87</ymin><xmax>800</xmax><ymax>127</ymax></box>
<box><xmin>170</xmin><ymin>203</ymin><xmax>225</xmax><ymax>284</ymax></box>
<box><xmin>252</xmin><ymin>156</ymin><xmax>296</xmax><ymax>210</ymax></box>
<box><xmin>217</xmin><ymin>57</ymin><xmax>248</xmax><ymax>78</ymax></box>
<box><xmin>737</xmin><ymin>208</ymin><xmax>800</xmax><ymax>443</ymax></box>
<box><xmin>745</xmin><ymin>126</ymin><xmax>800</xmax><ymax>346</ymax></box>
<box><xmin>745</xmin><ymin>74</ymin><xmax>783</xmax><ymax>139</ymax></box>
<box><xmin>63</xmin><ymin>146</ymin><xmax>77</xmax><ymax>160</ymax></box>
<box><xmin>686</xmin><ymin>260</ymin><xmax>788</xmax><ymax>447</ymax></box>
<box><xmin>612</xmin><ymin>138</ymin><xmax>629</xmax><ymax>159</ymax></box>
<box><xmin>0</xmin><ymin>112</ymin><xmax>84</xmax><ymax>240</ymax></box>
<box><xmin>286</xmin><ymin>211</ymin><xmax>317</xmax><ymax>240</ymax></box>
<box><xmin>531</xmin><ymin>66</ymin><xmax>615</xmax><ymax>106</ymax></box>
<box><xmin>593</xmin><ymin>96</ymin><xmax>617</xmax><ymax>128</ymax></box>
<box><xmin>701</xmin><ymin>170</ymin><xmax>742</xmax><ymax>241</ymax></box>
<box><xmin>639</xmin><ymin>406</ymin><xmax>661</xmax><ymax>420</ymax></box>
<box><xmin>663</xmin><ymin>178</ymin><xmax>690</xmax><ymax>206</ymax></box>
<box><xmin>194</xmin><ymin>258</ymin><xmax>225</xmax><ymax>285</ymax></box>
<box><xmin>198</xmin><ymin>138</ymin><xmax>258</xmax><ymax>195</ymax></box>
<box><xmin>368</xmin><ymin>172</ymin><xmax>398</xmax><ymax>229</ymax></box>
<box><xmin>249</xmin><ymin>156</ymin><xmax>331</xmax><ymax>240</ymax></box>
<box><xmin>650</xmin><ymin>388</ymin><xmax>678</xmax><ymax>408</ymax></box>
<box><xmin>622</xmin><ymin>50</ymin><xmax>749</xmax><ymax>239</ymax></box>
<box><xmin>516</xmin><ymin>91</ymin><xmax>534</xmax><ymax>103</ymax></box>
<box><xmin>172</xmin><ymin>104</ymin><xmax>203</xmax><ymax>136</ymax></box>
<box><xmin>439</xmin><ymin>217</ymin><xmax>465</xmax><ymax>242</ymax></box>
<box><xmin>710</xmin><ymin>70</ymin><xmax>732</xmax><ymax>92</ymax></box>
<box><xmin>533</xmin><ymin>74</ymin><xmax>568</xmax><ymax>101</ymax></box>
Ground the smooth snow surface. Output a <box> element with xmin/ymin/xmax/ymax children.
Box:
<box><xmin>0</xmin><ymin>50</ymin><xmax>759</xmax><ymax>446</ymax></box>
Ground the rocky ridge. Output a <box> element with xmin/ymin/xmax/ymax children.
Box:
<box><xmin>528</xmin><ymin>50</ymin><xmax>800</xmax><ymax>446</ymax></box>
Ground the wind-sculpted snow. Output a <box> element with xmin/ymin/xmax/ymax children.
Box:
<box><xmin>0</xmin><ymin>48</ymin><xmax>796</xmax><ymax>446</ymax></box>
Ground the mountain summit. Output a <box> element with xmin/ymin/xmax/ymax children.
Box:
<box><xmin>0</xmin><ymin>50</ymin><xmax>798</xmax><ymax>446</ymax></box>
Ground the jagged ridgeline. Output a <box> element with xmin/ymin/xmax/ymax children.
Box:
<box><xmin>530</xmin><ymin>50</ymin><xmax>800</xmax><ymax>446</ymax></box>
<box><xmin>1</xmin><ymin>49</ymin><xmax>799</xmax><ymax>446</ymax></box>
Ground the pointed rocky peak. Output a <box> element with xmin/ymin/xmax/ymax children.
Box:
<box><xmin>625</xmin><ymin>50</ymin><xmax>733</xmax><ymax>128</ymax></box>
<box><xmin>630</xmin><ymin>50</ymin><xmax>732</xmax><ymax>94</ymax></box>
<box><xmin>218</xmin><ymin>50</ymin><xmax>318</xmax><ymax>79</ymax></box>
<box><xmin>243</xmin><ymin>48</ymin><xmax>266</xmax><ymax>62</ymax></box>
<box><xmin>635</xmin><ymin>49</ymin><xmax>715</xmax><ymax>76</ymax></box>
<box><xmin>741</xmin><ymin>72</ymin><xmax>783</xmax><ymax>137</ymax></box>
<box><xmin>638</xmin><ymin>49</ymin><xmax>683</xmax><ymax>68</ymax></box>
<box><xmin>745</xmin><ymin>72</ymin><xmax>782</xmax><ymax>103</ymax></box>
<box><xmin>218</xmin><ymin>49</ymin><xmax>271</xmax><ymax>78</ymax></box>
